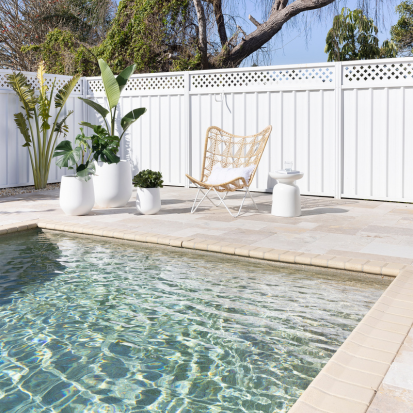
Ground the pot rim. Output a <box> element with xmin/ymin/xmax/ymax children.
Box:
<box><xmin>94</xmin><ymin>159</ymin><xmax>128</xmax><ymax>165</ymax></box>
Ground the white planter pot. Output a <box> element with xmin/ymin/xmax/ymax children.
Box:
<box><xmin>136</xmin><ymin>187</ymin><xmax>161</xmax><ymax>215</ymax></box>
<box><xmin>60</xmin><ymin>175</ymin><xmax>95</xmax><ymax>216</ymax></box>
<box><xmin>93</xmin><ymin>160</ymin><xmax>132</xmax><ymax>208</ymax></box>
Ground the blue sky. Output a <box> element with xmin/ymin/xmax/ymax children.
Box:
<box><xmin>241</xmin><ymin>0</ymin><xmax>399</xmax><ymax>65</ymax></box>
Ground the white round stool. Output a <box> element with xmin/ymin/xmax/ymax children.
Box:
<box><xmin>269</xmin><ymin>172</ymin><xmax>304</xmax><ymax>217</ymax></box>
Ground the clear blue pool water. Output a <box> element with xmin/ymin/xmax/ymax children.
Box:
<box><xmin>0</xmin><ymin>230</ymin><xmax>389</xmax><ymax>413</ymax></box>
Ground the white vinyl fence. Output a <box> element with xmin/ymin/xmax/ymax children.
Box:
<box><xmin>1</xmin><ymin>57</ymin><xmax>413</xmax><ymax>202</ymax></box>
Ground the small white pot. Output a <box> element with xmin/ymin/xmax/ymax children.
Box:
<box><xmin>136</xmin><ymin>187</ymin><xmax>161</xmax><ymax>215</ymax></box>
<box><xmin>93</xmin><ymin>160</ymin><xmax>132</xmax><ymax>208</ymax></box>
<box><xmin>60</xmin><ymin>175</ymin><xmax>95</xmax><ymax>216</ymax></box>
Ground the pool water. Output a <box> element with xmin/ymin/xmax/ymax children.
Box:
<box><xmin>0</xmin><ymin>230</ymin><xmax>389</xmax><ymax>413</ymax></box>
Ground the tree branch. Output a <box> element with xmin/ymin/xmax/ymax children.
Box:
<box><xmin>192</xmin><ymin>0</ymin><xmax>209</xmax><ymax>69</ymax></box>
<box><xmin>249</xmin><ymin>15</ymin><xmax>261</xmax><ymax>27</ymax></box>
<box><xmin>209</xmin><ymin>0</ymin><xmax>227</xmax><ymax>46</ymax></box>
<box><xmin>212</xmin><ymin>0</ymin><xmax>335</xmax><ymax>68</ymax></box>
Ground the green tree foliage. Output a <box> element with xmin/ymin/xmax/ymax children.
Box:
<box><xmin>96</xmin><ymin>0</ymin><xmax>196</xmax><ymax>74</ymax></box>
<box><xmin>22</xmin><ymin>29</ymin><xmax>98</xmax><ymax>76</ymax></box>
<box><xmin>26</xmin><ymin>0</ymin><xmax>198</xmax><ymax>76</ymax></box>
<box><xmin>0</xmin><ymin>0</ymin><xmax>115</xmax><ymax>71</ymax></box>
<box><xmin>325</xmin><ymin>7</ymin><xmax>397</xmax><ymax>62</ymax></box>
<box><xmin>391</xmin><ymin>1</ymin><xmax>413</xmax><ymax>56</ymax></box>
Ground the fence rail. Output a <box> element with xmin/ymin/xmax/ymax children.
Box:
<box><xmin>1</xmin><ymin>58</ymin><xmax>413</xmax><ymax>203</ymax></box>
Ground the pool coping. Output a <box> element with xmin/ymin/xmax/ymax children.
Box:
<box><xmin>1</xmin><ymin>219</ymin><xmax>413</xmax><ymax>413</ymax></box>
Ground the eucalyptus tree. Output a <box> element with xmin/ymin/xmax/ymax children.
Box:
<box><xmin>325</xmin><ymin>7</ymin><xmax>397</xmax><ymax>61</ymax></box>
<box><xmin>391</xmin><ymin>1</ymin><xmax>413</xmax><ymax>56</ymax></box>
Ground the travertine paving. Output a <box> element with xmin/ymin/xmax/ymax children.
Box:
<box><xmin>1</xmin><ymin>186</ymin><xmax>413</xmax><ymax>266</ymax></box>
<box><xmin>1</xmin><ymin>186</ymin><xmax>413</xmax><ymax>412</ymax></box>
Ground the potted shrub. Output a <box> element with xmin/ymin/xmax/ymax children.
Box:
<box><xmin>53</xmin><ymin>129</ymin><xmax>96</xmax><ymax>216</ymax></box>
<box><xmin>80</xmin><ymin>59</ymin><xmax>146</xmax><ymax>208</ymax></box>
<box><xmin>133</xmin><ymin>170</ymin><xmax>163</xmax><ymax>215</ymax></box>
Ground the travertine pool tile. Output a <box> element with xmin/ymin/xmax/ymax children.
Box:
<box><xmin>362</xmin><ymin>315</ymin><xmax>412</xmax><ymax>335</ymax></box>
<box><xmin>322</xmin><ymin>360</ymin><xmax>384</xmax><ymax>389</ymax></box>
<box><xmin>340</xmin><ymin>341</ymin><xmax>396</xmax><ymax>364</ymax></box>
<box><xmin>367</xmin><ymin>308</ymin><xmax>413</xmax><ymax>326</ymax></box>
<box><xmin>263</xmin><ymin>249</ymin><xmax>287</xmax><ymax>261</ymax></box>
<box><xmin>332</xmin><ymin>351</ymin><xmax>390</xmax><ymax>376</ymax></box>
<box><xmin>299</xmin><ymin>387</ymin><xmax>369</xmax><ymax>413</ymax></box>
<box><xmin>354</xmin><ymin>323</ymin><xmax>407</xmax><ymax>344</ymax></box>
<box><xmin>312</xmin><ymin>373</ymin><xmax>375</xmax><ymax>404</ymax></box>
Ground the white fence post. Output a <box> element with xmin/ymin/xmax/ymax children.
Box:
<box><xmin>184</xmin><ymin>72</ymin><xmax>191</xmax><ymax>188</ymax></box>
<box><xmin>335</xmin><ymin>62</ymin><xmax>343</xmax><ymax>200</ymax></box>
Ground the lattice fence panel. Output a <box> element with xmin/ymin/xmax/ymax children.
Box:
<box><xmin>343</xmin><ymin>62</ymin><xmax>413</xmax><ymax>83</ymax></box>
<box><xmin>191</xmin><ymin>67</ymin><xmax>335</xmax><ymax>89</ymax></box>
<box><xmin>87</xmin><ymin>75</ymin><xmax>185</xmax><ymax>94</ymax></box>
<box><xmin>0</xmin><ymin>71</ymin><xmax>82</xmax><ymax>94</ymax></box>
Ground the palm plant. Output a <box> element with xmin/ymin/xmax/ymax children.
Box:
<box><xmin>6</xmin><ymin>62</ymin><xmax>80</xmax><ymax>189</ymax></box>
<box><xmin>79</xmin><ymin>59</ymin><xmax>146</xmax><ymax>150</ymax></box>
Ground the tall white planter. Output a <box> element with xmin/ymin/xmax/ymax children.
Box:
<box><xmin>93</xmin><ymin>160</ymin><xmax>132</xmax><ymax>208</ymax></box>
<box><xmin>136</xmin><ymin>188</ymin><xmax>161</xmax><ymax>215</ymax></box>
<box><xmin>60</xmin><ymin>175</ymin><xmax>95</xmax><ymax>216</ymax></box>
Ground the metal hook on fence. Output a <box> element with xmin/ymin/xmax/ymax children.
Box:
<box><xmin>215</xmin><ymin>92</ymin><xmax>231</xmax><ymax>113</ymax></box>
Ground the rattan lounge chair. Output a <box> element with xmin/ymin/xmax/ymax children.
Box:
<box><xmin>186</xmin><ymin>125</ymin><xmax>272</xmax><ymax>218</ymax></box>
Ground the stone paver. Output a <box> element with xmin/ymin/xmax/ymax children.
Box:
<box><xmin>1</xmin><ymin>186</ymin><xmax>413</xmax><ymax>268</ymax></box>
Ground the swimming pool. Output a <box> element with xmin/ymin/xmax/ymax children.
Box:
<box><xmin>0</xmin><ymin>230</ymin><xmax>389</xmax><ymax>412</ymax></box>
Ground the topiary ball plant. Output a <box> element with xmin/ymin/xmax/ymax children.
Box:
<box><xmin>132</xmin><ymin>170</ymin><xmax>163</xmax><ymax>188</ymax></box>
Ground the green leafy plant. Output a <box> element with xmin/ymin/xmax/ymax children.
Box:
<box><xmin>79</xmin><ymin>59</ymin><xmax>146</xmax><ymax>153</ymax></box>
<box><xmin>132</xmin><ymin>170</ymin><xmax>164</xmax><ymax>188</ymax></box>
<box><xmin>85</xmin><ymin>124</ymin><xmax>121</xmax><ymax>164</ymax></box>
<box><xmin>6</xmin><ymin>62</ymin><xmax>80</xmax><ymax>189</ymax></box>
<box><xmin>52</xmin><ymin>128</ymin><xmax>96</xmax><ymax>181</ymax></box>
<box><xmin>325</xmin><ymin>7</ymin><xmax>397</xmax><ymax>61</ymax></box>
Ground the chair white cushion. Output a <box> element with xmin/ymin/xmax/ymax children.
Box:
<box><xmin>206</xmin><ymin>165</ymin><xmax>254</xmax><ymax>186</ymax></box>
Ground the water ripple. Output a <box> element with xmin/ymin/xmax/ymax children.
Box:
<box><xmin>0</xmin><ymin>230</ymin><xmax>389</xmax><ymax>412</ymax></box>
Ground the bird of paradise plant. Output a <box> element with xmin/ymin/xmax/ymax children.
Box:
<box><xmin>79</xmin><ymin>59</ymin><xmax>146</xmax><ymax>154</ymax></box>
<box><xmin>6</xmin><ymin>62</ymin><xmax>81</xmax><ymax>189</ymax></box>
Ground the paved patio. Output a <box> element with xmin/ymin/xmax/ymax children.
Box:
<box><xmin>2</xmin><ymin>186</ymin><xmax>413</xmax><ymax>267</ymax></box>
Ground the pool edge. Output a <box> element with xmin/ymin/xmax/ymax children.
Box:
<box><xmin>1</xmin><ymin>219</ymin><xmax>413</xmax><ymax>412</ymax></box>
<box><xmin>1</xmin><ymin>219</ymin><xmax>404</xmax><ymax>277</ymax></box>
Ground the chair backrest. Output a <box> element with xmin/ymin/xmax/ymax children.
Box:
<box><xmin>200</xmin><ymin>126</ymin><xmax>272</xmax><ymax>185</ymax></box>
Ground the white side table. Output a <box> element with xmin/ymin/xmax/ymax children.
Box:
<box><xmin>269</xmin><ymin>172</ymin><xmax>304</xmax><ymax>217</ymax></box>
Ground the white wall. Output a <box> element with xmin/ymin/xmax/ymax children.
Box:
<box><xmin>2</xmin><ymin>58</ymin><xmax>413</xmax><ymax>203</ymax></box>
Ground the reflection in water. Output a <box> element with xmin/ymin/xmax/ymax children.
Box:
<box><xmin>0</xmin><ymin>230</ymin><xmax>389</xmax><ymax>412</ymax></box>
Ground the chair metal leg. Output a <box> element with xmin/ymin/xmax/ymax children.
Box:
<box><xmin>246</xmin><ymin>187</ymin><xmax>259</xmax><ymax>211</ymax></box>
<box><xmin>212</xmin><ymin>187</ymin><xmax>257</xmax><ymax>218</ymax></box>
<box><xmin>191</xmin><ymin>185</ymin><xmax>221</xmax><ymax>213</ymax></box>
<box><xmin>216</xmin><ymin>191</ymin><xmax>228</xmax><ymax>206</ymax></box>
<box><xmin>192</xmin><ymin>185</ymin><xmax>258</xmax><ymax>218</ymax></box>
